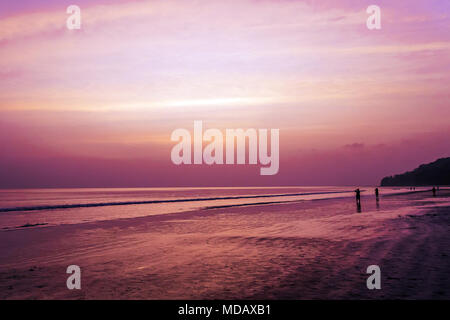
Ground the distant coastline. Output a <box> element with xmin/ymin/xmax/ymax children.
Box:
<box><xmin>381</xmin><ymin>157</ymin><xmax>450</xmax><ymax>186</ymax></box>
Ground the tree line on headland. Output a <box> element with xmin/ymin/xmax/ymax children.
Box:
<box><xmin>381</xmin><ymin>157</ymin><xmax>450</xmax><ymax>186</ymax></box>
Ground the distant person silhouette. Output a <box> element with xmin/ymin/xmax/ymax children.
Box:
<box><xmin>375</xmin><ymin>188</ymin><xmax>380</xmax><ymax>209</ymax></box>
<box><xmin>432</xmin><ymin>187</ymin><xmax>436</xmax><ymax>197</ymax></box>
<box><xmin>355</xmin><ymin>188</ymin><xmax>361</xmax><ymax>206</ymax></box>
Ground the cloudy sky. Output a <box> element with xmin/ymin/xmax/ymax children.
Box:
<box><xmin>0</xmin><ymin>0</ymin><xmax>449</xmax><ymax>187</ymax></box>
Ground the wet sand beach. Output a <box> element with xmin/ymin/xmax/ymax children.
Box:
<box><xmin>1</xmin><ymin>189</ymin><xmax>449</xmax><ymax>299</ymax></box>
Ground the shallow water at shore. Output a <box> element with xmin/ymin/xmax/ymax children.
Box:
<box><xmin>0</xmin><ymin>186</ymin><xmax>423</xmax><ymax>229</ymax></box>
<box><xmin>0</xmin><ymin>188</ymin><xmax>449</xmax><ymax>299</ymax></box>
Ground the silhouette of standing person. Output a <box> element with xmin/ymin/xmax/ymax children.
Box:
<box><xmin>432</xmin><ymin>187</ymin><xmax>436</xmax><ymax>197</ymax></box>
<box><xmin>355</xmin><ymin>188</ymin><xmax>361</xmax><ymax>203</ymax></box>
<box><xmin>374</xmin><ymin>188</ymin><xmax>380</xmax><ymax>209</ymax></box>
<box><xmin>355</xmin><ymin>188</ymin><xmax>362</xmax><ymax>212</ymax></box>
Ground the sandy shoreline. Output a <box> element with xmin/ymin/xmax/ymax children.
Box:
<box><xmin>1</xmin><ymin>190</ymin><xmax>449</xmax><ymax>299</ymax></box>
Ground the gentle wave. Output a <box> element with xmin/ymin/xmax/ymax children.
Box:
<box><xmin>0</xmin><ymin>190</ymin><xmax>353</xmax><ymax>213</ymax></box>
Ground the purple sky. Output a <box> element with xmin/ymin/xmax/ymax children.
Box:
<box><xmin>0</xmin><ymin>0</ymin><xmax>449</xmax><ymax>187</ymax></box>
